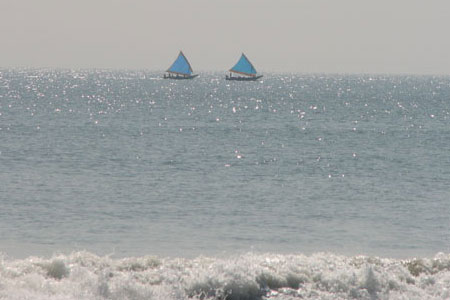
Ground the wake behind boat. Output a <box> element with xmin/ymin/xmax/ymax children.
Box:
<box><xmin>226</xmin><ymin>53</ymin><xmax>263</xmax><ymax>81</ymax></box>
<box><xmin>164</xmin><ymin>51</ymin><xmax>198</xmax><ymax>79</ymax></box>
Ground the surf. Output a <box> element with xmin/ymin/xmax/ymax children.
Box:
<box><xmin>1</xmin><ymin>251</ymin><xmax>449</xmax><ymax>299</ymax></box>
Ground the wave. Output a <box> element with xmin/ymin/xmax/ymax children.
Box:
<box><xmin>1</xmin><ymin>251</ymin><xmax>449</xmax><ymax>299</ymax></box>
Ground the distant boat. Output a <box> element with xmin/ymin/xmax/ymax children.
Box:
<box><xmin>163</xmin><ymin>51</ymin><xmax>198</xmax><ymax>79</ymax></box>
<box><xmin>226</xmin><ymin>53</ymin><xmax>263</xmax><ymax>81</ymax></box>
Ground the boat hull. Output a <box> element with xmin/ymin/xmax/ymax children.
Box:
<box><xmin>163</xmin><ymin>74</ymin><xmax>198</xmax><ymax>80</ymax></box>
<box><xmin>225</xmin><ymin>75</ymin><xmax>263</xmax><ymax>81</ymax></box>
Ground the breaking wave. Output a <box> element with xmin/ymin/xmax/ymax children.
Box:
<box><xmin>1</xmin><ymin>251</ymin><xmax>449</xmax><ymax>299</ymax></box>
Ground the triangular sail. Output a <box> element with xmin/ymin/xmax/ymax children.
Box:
<box><xmin>167</xmin><ymin>51</ymin><xmax>193</xmax><ymax>75</ymax></box>
<box><xmin>229</xmin><ymin>53</ymin><xmax>257</xmax><ymax>77</ymax></box>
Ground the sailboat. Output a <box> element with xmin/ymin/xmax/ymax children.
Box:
<box><xmin>226</xmin><ymin>53</ymin><xmax>263</xmax><ymax>81</ymax></box>
<box><xmin>163</xmin><ymin>51</ymin><xmax>198</xmax><ymax>79</ymax></box>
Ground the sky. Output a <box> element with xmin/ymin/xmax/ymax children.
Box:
<box><xmin>1</xmin><ymin>0</ymin><xmax>450</xmax><ymax>74</ymax></box>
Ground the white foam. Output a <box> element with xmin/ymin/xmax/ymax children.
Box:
<box><xmin>1</xmin><ymin>251</ymin><xmax>449</xmax><ymax>299</ymax></box>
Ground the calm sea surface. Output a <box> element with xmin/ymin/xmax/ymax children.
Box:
<box><xmin>0</xmin><ymin>70</ymin><xmax>449</xmax><ymax>299</ymax></box>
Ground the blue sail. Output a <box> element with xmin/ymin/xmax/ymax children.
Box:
<box><xmin>167</xmin><ymin>51</ymin><xmax>193</xmax><ymax>75</ymax></box>
<box><xmin>229</xmin><ymin>53</ymin><xmax>257</xmax><ymax>76</ymax></box>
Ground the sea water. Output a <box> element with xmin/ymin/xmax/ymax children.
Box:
<box><xmin>0</xmin><ymin>70</ymin><xmax>449</xmax><ymax>299</ymax></box>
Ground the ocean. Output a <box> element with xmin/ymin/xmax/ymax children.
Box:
<box><xmin>0</xmin><ymin>69</ymin><xmax>449</xmax><ymax>299</ymax></box>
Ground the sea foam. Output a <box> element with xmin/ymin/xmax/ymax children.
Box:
<box><xmin>1</xmin><ymin>251</ymin><xmax>449</xmax><ymax>299</ymax></box>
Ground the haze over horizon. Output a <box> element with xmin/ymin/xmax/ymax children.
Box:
<box><xmin>1</xmin><ymin>0</ymin><xmax>450</xmax><ymax>75</ymax></box>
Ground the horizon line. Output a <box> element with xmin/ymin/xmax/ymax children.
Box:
<box><xmin>1</xmin><ymin>67</ymin><xmax>450</xmax><ymax>77</ymax></box>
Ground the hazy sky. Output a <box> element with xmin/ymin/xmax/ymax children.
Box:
<box><xmin>1</xmin><ymin>0</ymin><xmax>450</xmax><ymax>74</ymax></box>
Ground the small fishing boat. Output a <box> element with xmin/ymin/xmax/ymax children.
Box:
<box><xmin>226</xmin><ymin>53</ymin><xmax>263</xmax><ymax>81</ymax></box>
<box><xmin>163</xmin><ymin>51</ymin><xmax>198</xmax><ymax>79</ymax></box>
